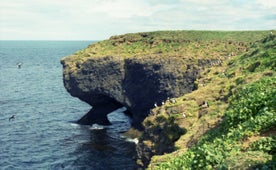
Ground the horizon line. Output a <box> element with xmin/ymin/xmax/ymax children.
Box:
<box><xmin>0</xmin><ymin>39</ymin><xmax>101</xmax><ymax>41</ymax></box>
<box><xmin>1</xmin><ymin>29</ymin><xmax>275</xmax><ymax>41</ymax></box>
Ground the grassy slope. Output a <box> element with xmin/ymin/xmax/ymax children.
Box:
<box><xmin>148</xmin><ymin>34</ymin><xmax>276</xmax><ymax>169</ymax></box>
<box><xmin>65</xmin><ymin>30</ymin><xmax>269</xmax><ymax>62</ymax></box>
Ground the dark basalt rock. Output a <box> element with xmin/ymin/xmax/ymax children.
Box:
<box><xmin>77</xmin><ymin>100</ymin><xmax>123</xmax><ymax>125</ymax></box>
<box><xmin>61</xmin><ymin>54</ymin><xmax>205</xmax><ymax>128</ymax></box>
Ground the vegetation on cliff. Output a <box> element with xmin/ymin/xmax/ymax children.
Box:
<box><xmin>62</xmin><ymin>31</ymin><xmax>270</xmax><ymax>129</ymax></box>
<box><xmin>146</xmin><ymin>33</ymin><xmax>275</xmax><ymax>169</ymax></box>
<box><xmin>66</xmin><ymin>30</ymin><xmax>269</xmax><ymax>63</ymax></box>
<box><xmin>61</xmin><ymin>30</ymin><xmax>275</xmax><ymax>169</ymax></box>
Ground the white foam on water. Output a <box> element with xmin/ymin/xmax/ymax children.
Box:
<box><xmin>89</xmin><ymin>123</ymin><xmax>105</xmax><ymax>130</ymax></box>
<box><xmin>125</xmin><ymin>138</ymin><xmax>139</xmax><ymax>144</ymax></box>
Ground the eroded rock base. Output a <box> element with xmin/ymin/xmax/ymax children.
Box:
<box><xmin>77</xmin><ymin>103</ymin><xmax>122</xmax><ymax>125</ymax></box>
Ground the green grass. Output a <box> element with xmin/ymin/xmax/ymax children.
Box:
<box><xmin>153</xmin><ymin>77</ymin><xmax>275</xmax><ymax>169</ymax></box>
<box><xmin>148</xmin><ymin>34</ymin><xmax>276</xmax><ymax>169</ymax></box>
<box><xmin>64</xmin><ymin>30</ymin><xmax>272</xmax><ymax>62</ymax></box>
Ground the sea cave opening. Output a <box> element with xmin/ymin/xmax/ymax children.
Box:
<box><xmin>105</xmin><ymin>107</ymin><xmax>133</xmax><ymax>133</ymax></box>
<box><xmin>77</xmin><ymin>94</ymin><xmax>135</xmax><ymax>130</ymax></box>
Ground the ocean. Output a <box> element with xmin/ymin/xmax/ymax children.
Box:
<box><xmin>0</xmin><ymin>41</ymin><xmax>138</xmax><ymax>170</ymax></box>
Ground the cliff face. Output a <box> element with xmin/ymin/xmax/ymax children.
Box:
<box><xmin>61</xmin><ymin>55</ymin><xmax>203</xmax><ymax>127</ymax></box>
<box><xmin>61</xmin><ymin>30</ymin><xmax>266</xmax><ymax>127</ymax></box>
<box><xmin>61</xmin><ymin>31</ymin><xmax>271</xmax><ymax>168</ymax></box>
<box><xmin>146</xmin><ymin>34</ymin><xmax>275</xmax><ymax>169</ymax></box>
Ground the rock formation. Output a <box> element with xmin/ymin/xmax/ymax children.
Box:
<box><xmin>61</xmin><ymin>54</ymin><xmax>204</xmax><ymax>128</ymax></box>
<box><xmin>61</xmin><ymin>31</ymin><xmax>271</xmax><ymax>168</ymax></box>
<box><xmin>61</xmin><ymin>31</ymin><xmax>254</xmax><ymax>128</ymax></box>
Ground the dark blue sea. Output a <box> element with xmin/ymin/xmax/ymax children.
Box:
<box><xmin>0</xmin><ymin>41</ymin><xmax>138</xmax><ymax>170</ymax></box>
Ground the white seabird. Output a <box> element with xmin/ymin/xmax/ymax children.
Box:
<box><xmin>17</xmin><ymin>62</ymin><xmax>23</xmax><ymax>69</ymax></box>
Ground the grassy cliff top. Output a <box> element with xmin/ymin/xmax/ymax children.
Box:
<box><xmin>65</xmin><ymin>30</ymin><xmax>273</xmax><ymax>63</ymax></box>
<box><xmin>144</xmin><ymin>33</ymin><xmax>276</xmax><ymax>169</ymax></box>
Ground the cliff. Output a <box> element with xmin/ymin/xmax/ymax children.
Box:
<box><xmin>61</xmin><ymin>52</ymin><xmax>203</xmax><ymax>127</ymax></box>
<box><xmin>61</xmin><ymin>31</ymin><xmax>266</xmax><ymax>127</ymax></box>
<box><xmin>145</xmin><ymin>33</ymin><xmax>275</xmax><ymax>169</ymax></box>
<box><xmin>61</xmin><ymin>30</ymin><xmax>275</xmax><ymax>168</ymax></box>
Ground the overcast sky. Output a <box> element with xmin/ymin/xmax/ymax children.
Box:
<box><xmin>1</xmin><ymin>0</ymin><xmax>275</xmax><ymax>40</ymax></box>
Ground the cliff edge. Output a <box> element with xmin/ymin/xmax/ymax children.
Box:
<box><xmin>61</xmin><ymin>31</ymin><xmax>267</xmax><ymax>128</ymax></box>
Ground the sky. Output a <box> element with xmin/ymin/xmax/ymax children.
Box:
<box><xmin>0</xmin><ymin>0</ymin><xmax>275</xmax><ymax>40</ymax></box>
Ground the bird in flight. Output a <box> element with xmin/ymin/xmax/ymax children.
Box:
<box><xmin>9</xmin><ymin>115</ymin><xmax>15</xmax><ymax>121</ymax></box>
<box><xmin>17</xmin><ymin>62</ymin><xmax>23</xmax><ymax>69</ymax></box>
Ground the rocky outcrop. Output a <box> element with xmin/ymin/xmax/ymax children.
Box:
<box><xmin>62</xmin><ymin>31</ymin><xmax>253</xmax><ymax>128</ymax></box>
<box><xmin>136</xmin><ymin>114</ymin><xmax>186</xmax><ymax>167</ymax></box>
<box><xmin>61</xmin><ymin>54</ymin><xmax>208</xmax><ymax>127</ymax></box>
<box><xmin>61</xmin><ymin>31</ymin><xmax>266</xmax><ymax>169</ymax></box>
<box><xmin>62</xmin><ymin>31</ymin><xmax>257</xmax><ymax>128</ymax></box>
<box><xmin>61</xmin><ymin>31</ymin><xmax>252</xmax><ymax>128</ymax></box>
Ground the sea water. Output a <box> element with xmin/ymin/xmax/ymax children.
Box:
<box><xmin>0</xmin><ymin>41</ymin><xmax>137</xmax><ymax>170</ymax></box>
